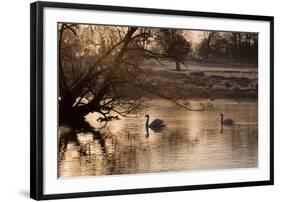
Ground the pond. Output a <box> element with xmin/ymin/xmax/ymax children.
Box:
<box><xmin>58</xmin><ymin>99</ymin><xmax>258</xmax><ymax>178</ymax></box>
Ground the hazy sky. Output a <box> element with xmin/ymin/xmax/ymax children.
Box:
<box><xmin>188</xmin><ymin>31</ymin><xmax>205</xmax><ymax>44</ymax></box>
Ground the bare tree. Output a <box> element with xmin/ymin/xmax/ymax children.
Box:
<box><xmin>156</xmin><ymin>29</ymin><xmax>191</xmax><ymax>71</ymax></box>
<box><xmin>59</xmin><ymin>24</ymin><xmax>203</xmax><ymax>126</ymax></box>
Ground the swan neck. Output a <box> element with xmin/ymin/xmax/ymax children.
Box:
<box><xmin>221</xmin><ymin>116</ymin><xmax>223</xmax><ymax>125</ymax></box>
<box><xmin>145</xmin><ymin>127</ymin><xmax>149</xmax><ymax>138</ymax></box>
<box><xmin>146</xmin><ymin>116</ymin><xmax>149</xmax><ymax>127</ymax></box>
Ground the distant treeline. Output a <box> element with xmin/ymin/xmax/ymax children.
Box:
<box><xmin>195</xmin><ymin>32</ymin><xmax>258</xmax><ymax>65</ymax></box>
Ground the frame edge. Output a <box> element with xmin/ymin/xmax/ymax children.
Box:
<box><xmin>269</xmin><ymin>17</ymin><xmax>274</xmax><ymax>185</ymax></box>
<box><xmin>36</xmin><ymin>1</ymin><xmax>273</xmax><ymax>21</ymax></box>
<box><xmin>30</xmin><ymin>1</ymin><xmax>44</xmax><ymax>200</ymax></box>
<box><xmin>30</xmin><ymin>1</ymin><xmax>274</xmax><ymax>200</ymax></box>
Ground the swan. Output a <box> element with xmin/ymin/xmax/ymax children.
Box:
<box><xmin>145</xmin><ymin>114</ymin><xmax>166</xmax><ymax>131</ymax></box>
<box><xmin>220</xmin><ymin>113</ymin><xmax>234</xmax><ymax>126</ymax></box>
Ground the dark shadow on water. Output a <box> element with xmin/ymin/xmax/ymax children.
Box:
<box><xmin>59</xmin><ymin>120</ymin><xmax>114</xmax><ymax>177</ymax></box>
<box><xmin>151</xmin><ymin>128</ymin><xmax>165</xmax><ymax>133</ymax></box>
<box><xmin>59</xmin><ymin>120</ymin><xmax>108</xmax><ymax>160</ymax></box>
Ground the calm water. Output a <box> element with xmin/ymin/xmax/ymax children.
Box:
<box><xmin>58</xmin><ymin>99</ymin><xmax>258</xmax><ymax>178</ymax></box>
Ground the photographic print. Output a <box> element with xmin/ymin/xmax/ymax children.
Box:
<box><xmin>31</xmin><ymin>2</ymin><xmax>273</xmax><ymax>199</ymax></box>
<box><xmin>58</xmin><ymin>24</ymin><xmax>259</xmax><ymax>178</ymax></box>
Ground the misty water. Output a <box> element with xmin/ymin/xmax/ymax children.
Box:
<box><xmin>58</xmin><ymin>99</ymin><xmax>258</xmax><ymax>178</ymax></box>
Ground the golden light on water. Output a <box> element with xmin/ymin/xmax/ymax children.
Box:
<box><xmin>59</xmin><ymin>99</ymin><xmax>258</xmax><ymax>178</ymax></box>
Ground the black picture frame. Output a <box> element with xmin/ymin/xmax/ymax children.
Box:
<box><xmin>30</xmin><ymin>1</ymin><xmax>274</xmax><ymax>200</ymax></box>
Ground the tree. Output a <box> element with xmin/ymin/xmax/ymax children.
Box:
<box><xmin>156</xmin><ymin>29</ymin><xmax>191</xmax><ymax>71</ymax></box>
<box><xmin>196</xmin><ymin>31</ymin><xmax>258</xmax><ymax>64</ymax></box>
<box><xmin>59</xmin><ymin>24</ymin><xmax>204</xmax><ymax>126</ymax></box>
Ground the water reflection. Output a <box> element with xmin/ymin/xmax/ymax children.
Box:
<box><xmin>58</xmin><ymin>99</ymin><xmax>258</xmax><ymax>178</ymax></box>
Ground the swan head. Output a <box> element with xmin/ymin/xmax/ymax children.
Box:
<box><xmin>220</xmin><ymin>113</ymin><xmax>224</xmax><ymax>117</ymax></box>
<box><xmin>145</xmin><ymin>114</ymin><xmax>149</xmax><ymax>118</ymax></box>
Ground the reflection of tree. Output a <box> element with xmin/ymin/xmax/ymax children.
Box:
<box><xmin>58</xmin><ymin>123</ymin><xmax>108</xmax><ymax>161</ymax></box>
<box><xmin>59</xmin><ymin>24</ymin><xmax>201</xmax><ymax>125</ymax></box>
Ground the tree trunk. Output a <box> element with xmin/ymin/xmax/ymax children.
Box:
<box><xmin>59</xmin><ymin>107</ymin><xmax>83</xmax><ymax>126</ymax></box>
<box><xmin>237</xmin><ymin>33</ymin><xmax>241</xmax><ymax>60</ymax></box>
<box><xmin>176</xmin><ymin>61</ymin><xmax>180</xmax><ymax>71</ymax></box>
<box><xmin>59</xmin><ymin>98</ymin><xmax>91</xmax><ymax>127</ymax></box>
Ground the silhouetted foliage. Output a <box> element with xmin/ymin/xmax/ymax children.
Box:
<box><xmin>58</xmin><ymin>24</ymin><xmax>200</xmax><ymax>125</ymax></box>
<box><xmin>156</xmin><ymin>29</ymin><xmax>192</xmax><ymax>70</ymax></box>
<box><xmin>196</xmin><ymin>32</ymin><xmax>258</xmax><ymax>65</ymax></box>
